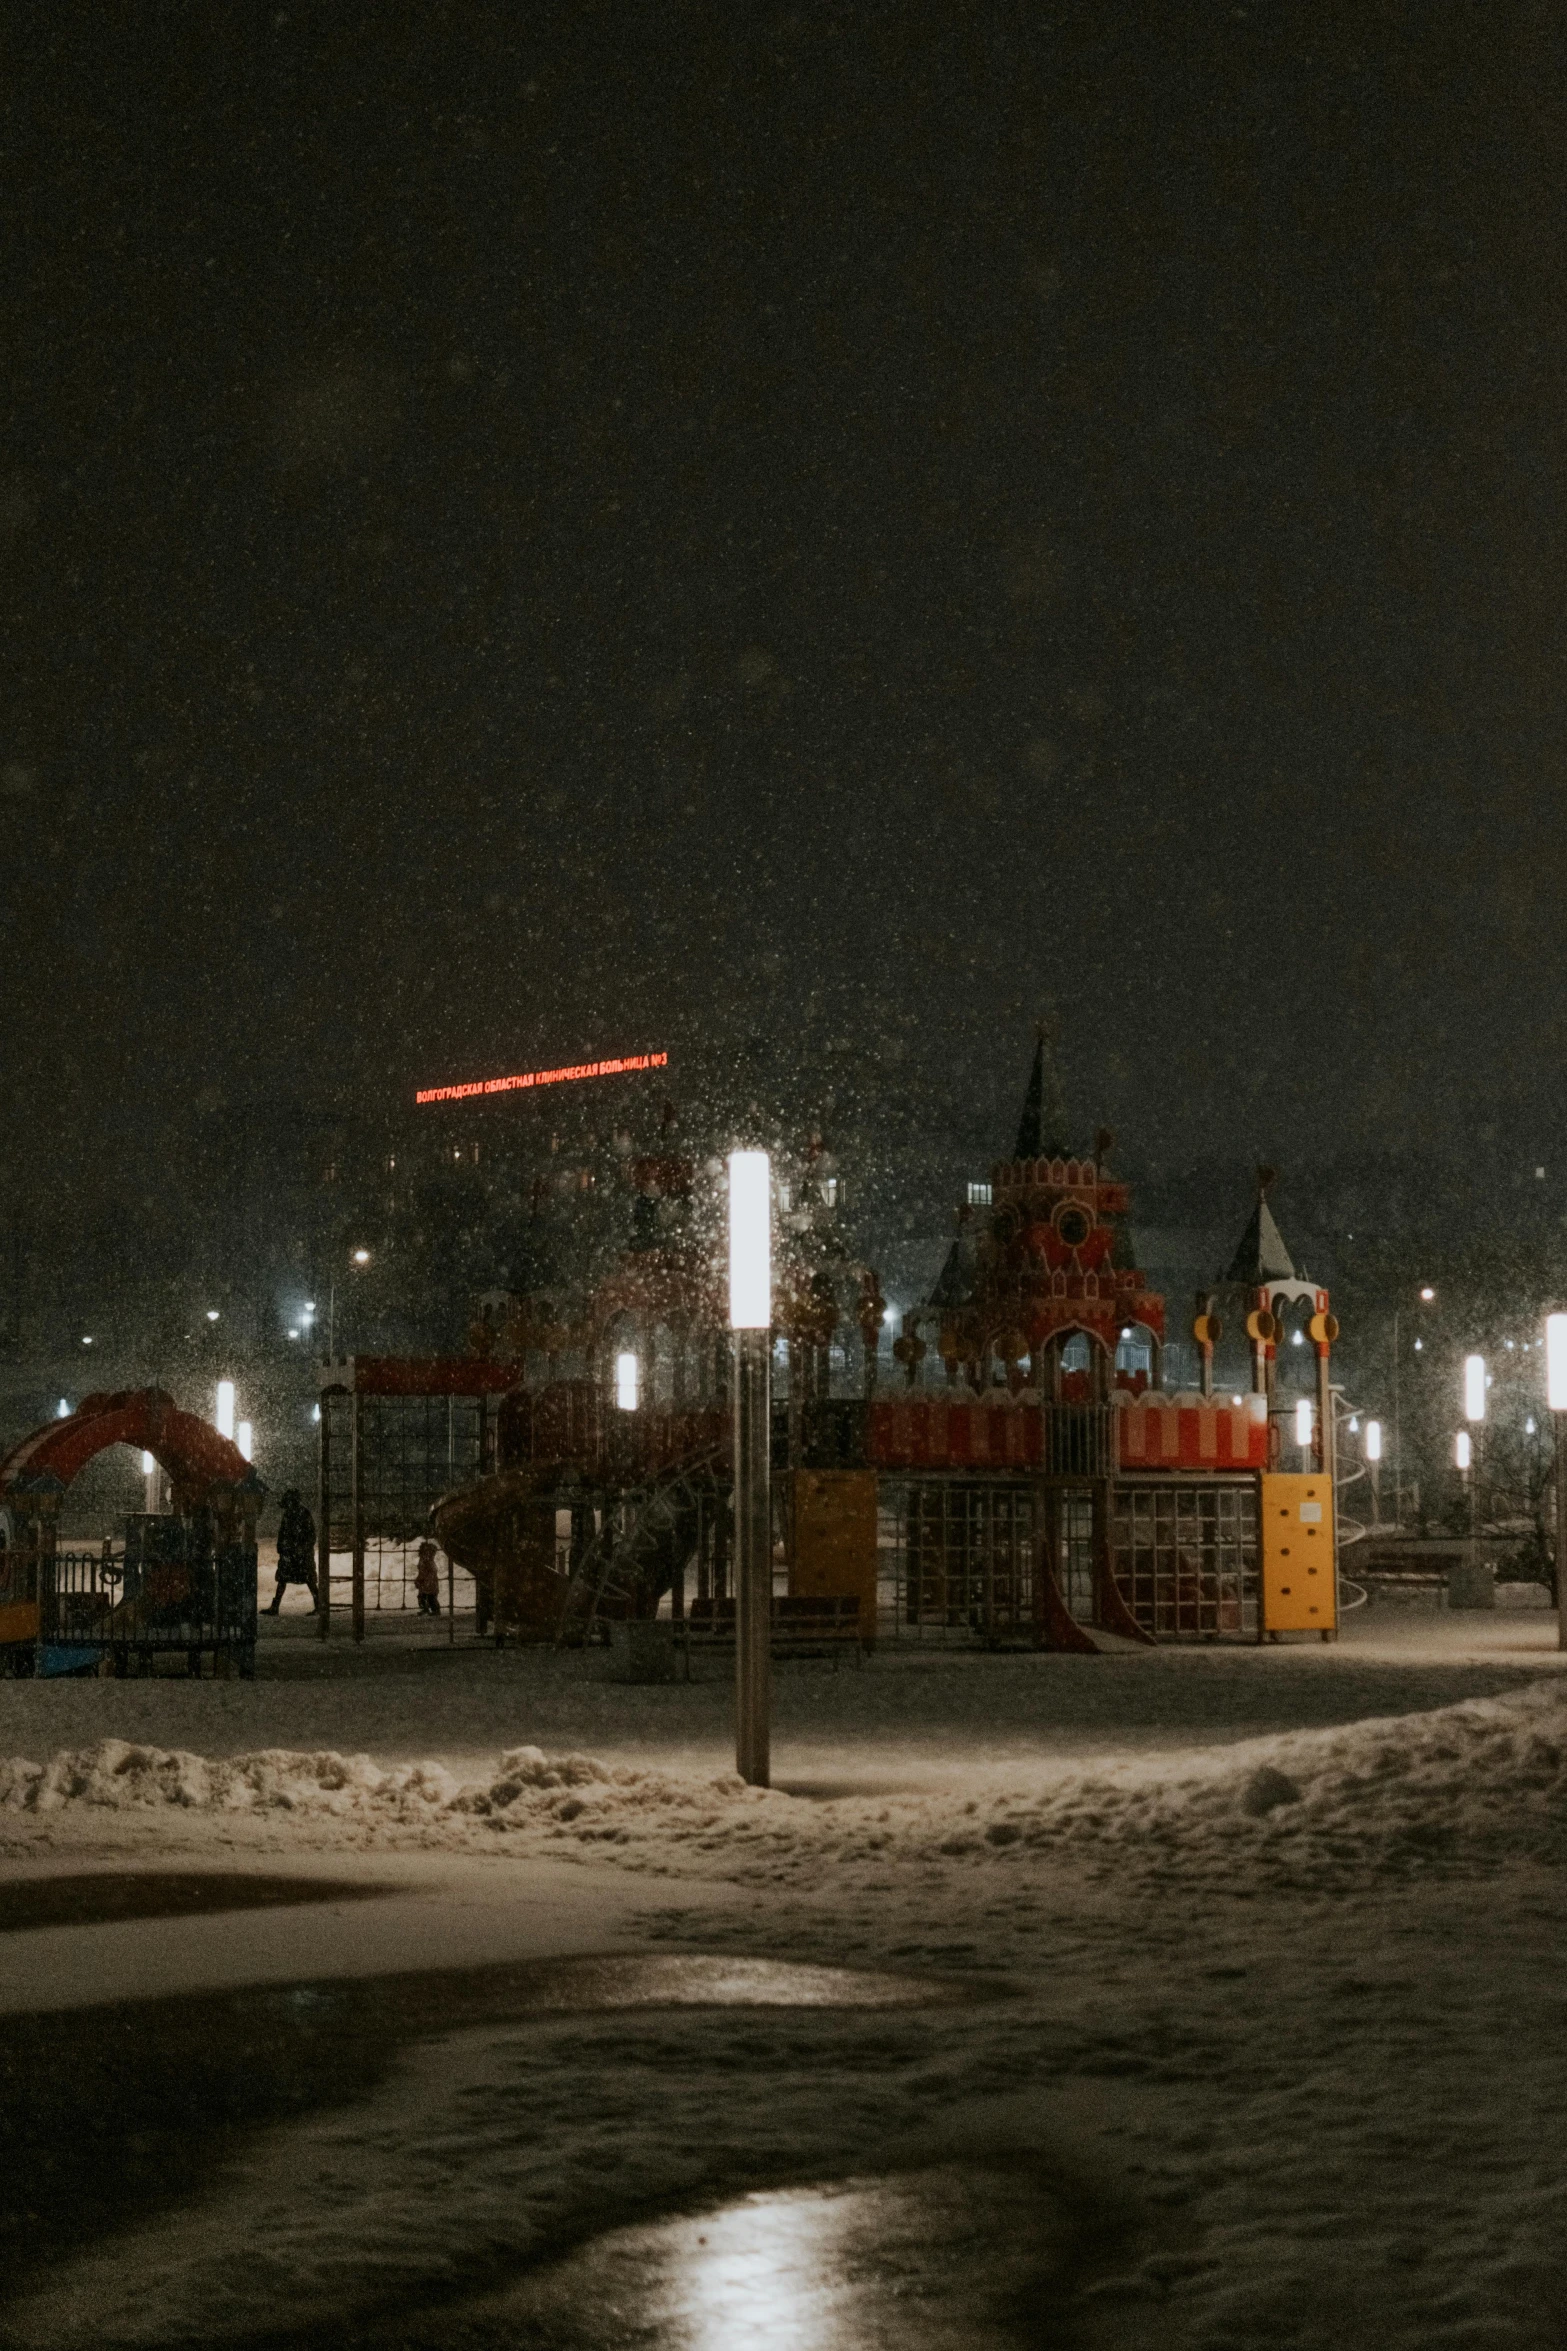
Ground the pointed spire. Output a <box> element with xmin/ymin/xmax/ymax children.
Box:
<box><xmin>1224</xmin><ymin>1165</ymin><xmax>1298</xmax><ymax>1285</ymax></box>
<box><xmin>1012</xmin><ymin>1022</ymin><xmax>1072</xmax><ymax>1160</ymax></box>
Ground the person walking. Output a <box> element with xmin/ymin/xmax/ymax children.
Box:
<box><xmin>414</xmin><ymin>1537</ymin><xmax>442</xmax><ymax>1617</ymax></box>
<box><xmin>267</xmin><ymin>1489</ymin><xmax>320</xmax><ymax>1615</ymax></box>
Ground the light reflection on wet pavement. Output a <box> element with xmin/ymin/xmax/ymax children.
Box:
<box><xmin>0</xmin><ymin>1944</ymin><xmax>977</xmax><ymax>2322</ymax></box>
<box><xmin>441</xmin><ymin>2164</ymin><xmax>1082</xmax><ymax>2350</ymax></box>
<box><xmin>0</xmin><ymin>1875</ymin><xmax>1112</xmax><ymax>2351</ymax></box>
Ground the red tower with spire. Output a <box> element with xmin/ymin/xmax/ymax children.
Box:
<box><xmin>929</xmin><ymin>1031</ymin><xmax>1165</xmax><ymax>1397</ymax></box>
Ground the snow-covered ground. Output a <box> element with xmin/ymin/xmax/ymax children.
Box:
<box><xmin>4</xmin><ymin>1615</ymin><xmax>1566</xmax><ymax>2348</ymax></box>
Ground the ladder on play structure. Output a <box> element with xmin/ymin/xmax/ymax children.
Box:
<box><xmin>554</xmin><ymin>1442</ymin><xmax>729</xmax><ymax>1647</ymax></box>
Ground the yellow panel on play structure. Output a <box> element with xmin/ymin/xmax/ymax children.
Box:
<box><xmin>788</xmin><ymin>1470</ymin><xmax>878</xmax><ymax>1640</ymax></box>
<box><xmin>1259</xmin><ymin>1473</ymin><xmax>1336</xmax><ymax>1635</ymax></box>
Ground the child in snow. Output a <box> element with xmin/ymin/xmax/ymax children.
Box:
<box><xmin>415</xmin><ymin>1538</ymin><xmax>442</xmax><ymax>1616</ymax></box>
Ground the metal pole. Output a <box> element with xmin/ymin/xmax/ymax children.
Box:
<box><xmin>733</xmin><ymin>1326</ymin><xmax>772</xmax><ymax>1787</ymax></box>
<box><xmin>1556</xmin><ymin>1410</ymin><xmax>1567</xmax><ymax>1652</ymax></box>
<box><xmin>351</xmin><ymin>1386</ymin><xmax>365</xmax><ymax>1644</ymax></box>
<box><xmin>317</xmin><ymin>1386</ymin><xmax>331</xmax><ymax>1639</ymax></box>
<box><xmin>1392</xmin><ymin>1308</ymin><xmax>1402</xmax><ymax>1528</ymax></box>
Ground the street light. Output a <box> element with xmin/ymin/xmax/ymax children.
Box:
<box><xmin>1546</xmin><ymin>1312</ymin><xmax>1567</xmax><ymax>1651</ymax></box>
<box><xmin>1464</xmin><ymin>1354</ymin><xmax>1486</xmax><ymax>1423</ymax></box>
<box><xmin>216</xmin><ymin>1380</ymin><xmax>236</xmax><ymax>1440</ymax></box>
<box><xmin>206</xmin><ymin>1309</ymin><xmax>220</xmax><ymax>1323</ymax></box>
<box><xmin>728</xmin><ymin>1148</ymin><xmax>772</xmax><ymax>1788</ymax></box>
<box><xmin>1365</xmin><ymin>1418</ymin><xmax>1383</xmax><ymax>1526</ymax></box>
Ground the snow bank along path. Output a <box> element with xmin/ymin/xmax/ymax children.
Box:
<box><xmin>6</xmin><ymin>1673</ymin><xmax>1567</xmax><ymax>1888</ymax></box>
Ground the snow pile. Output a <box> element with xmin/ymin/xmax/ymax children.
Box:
<box><xmin>6</xmin><ymin>1675</ymin><xmax>1567</xmax><ymax>1885</ymax></box>
<box><xmin>0</xmin><ymin>1736</ymin><xmax>761</xmax><ymax>1843</ymax></box>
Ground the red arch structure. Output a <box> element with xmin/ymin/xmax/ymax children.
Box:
<box><xmin>0</xmin><ymin>1389</ymin><xmax>259</xmax><ymax>1526</ymax></box>
<box><xmin>0</xmin><ymin>1390</ymin><xmax>262</xmax><ymax>1669</ymax></box>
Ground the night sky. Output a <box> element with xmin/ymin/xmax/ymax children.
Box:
<box><xmin>7</xmin><ymin>2</ymin><xmax>1566</xmax><ymax>1259</ymax></box>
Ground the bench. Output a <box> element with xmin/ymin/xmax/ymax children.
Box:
<box><xmin>677</xmin><ymin>1593</ymin><xmax>866</xmax><ymax>1671</ymax></box>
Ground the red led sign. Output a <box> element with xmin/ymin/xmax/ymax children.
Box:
<box><xmin>416</xmin><ymin>1050</ymin><xmax>668</xmax><ymax>1106</ymax></box>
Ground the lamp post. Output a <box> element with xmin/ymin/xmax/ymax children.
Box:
<box><xmin>1463</xmin><ymin>1353</ymin><xmax>1486</xmax><ymax>1553</ymax></box>
<box><xmin>1364</xmin><ymin>1419</ymin><xmax>1382</xmax><ymax>1527</ymax></box>
<box><xmin>728</xmin><ymin>1148</ymin><xmax>772</xmax><ymax>1788</ymax></box>
<box><xmin>1547</xmin><ymin>1314</ymin><xmax>1567</xmax><ymax>1651</ymax></box>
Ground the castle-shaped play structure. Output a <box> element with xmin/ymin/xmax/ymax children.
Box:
<box><xmin>306</xmin><ymin>1034</ymin><xmax>1341</xmax><ymax>1653</ymax></box>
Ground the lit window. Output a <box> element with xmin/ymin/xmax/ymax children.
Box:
<box><xmin>967</xmin><ymin>1182</ymin><xmax>992</xmax><ymax>1207</ymax></box>
<box><xmin>820</xmin><ymin>1177</ymin><xmax>838</xmax><ymax>1207</ymax></box>
<box><xmin>615</xmin><ymin>1351</ymin><xmax>639</xmax><ymax>1411</ymax></box>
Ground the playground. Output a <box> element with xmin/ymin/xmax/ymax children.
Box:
<box><xmin>1</xmin><ymin>1074</ymin><xmax>1562</xmax><ymax>2345</ymax></box>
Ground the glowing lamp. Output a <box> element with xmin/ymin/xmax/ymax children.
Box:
<box><xmin>206</xmin><ymin>1309</ymin><xmax>220</xmax><ymax>1323</ymax></box>
<box><xmin>216</xmin><ymin>1380</ymin><xmax>236</xmax><ymax>1440</ymax></box>
<box><xmin>1365</xmin><ymin>1420</ymin><xmax>1383</xmax><ymax>1463</ymax></box>
<box><xmin>141</xmin><ymin>1451</ymin><xmax>155</xmax><ymax>1474</ymax></box>
<box><xmin>1464</xmin><ymin>1354</ymin><xmax>1486</xmax><ymax>1423</ymax></box>
<box><xmin>615</xmin><ymin>1351</ymin><xmax>639</xmax><ymax>1411</ymax></box>
<box><xmin>1420</xmin><ymin>1286</ymin><xmax>1435</xmax><ymax>1301</ymax></box>
<box><xmin>351</xmin><ymin>1247</ymin><xmax>370</xmax><ymax>1265</ymax></box>
<box><xmin>727</xmin><ymin>1150</ymin><xmax>772</xmax><ymax>1330</ymax></box>
<box><xmin>56</xmin><ymin>1398</ymin><xmax>69</xmax><ymax>1419</ymax></box>
<box><xmin>1547</xmin><ymin>1314</ymin><xmax>1567</xmax><ymax>1412</ymax></box>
